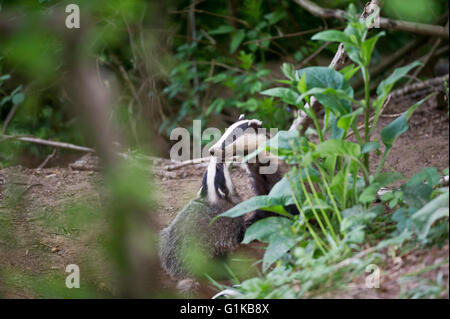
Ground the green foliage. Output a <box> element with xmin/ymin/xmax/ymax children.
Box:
<box><xmin>215</xmin><ymin>5</ymin><xmax>449</xmax><ymax>299</ymax></box>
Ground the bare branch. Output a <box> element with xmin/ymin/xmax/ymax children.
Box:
<box><xmin>293</xmin><ymin>0</ymin><xmax>449</xmax><ymax>38</ymax></box>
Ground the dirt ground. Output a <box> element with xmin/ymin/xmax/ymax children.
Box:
<box><xmin>0</xmin><ymin>94</ymin><xmax>448</xmax><ymax>299</ymax></box>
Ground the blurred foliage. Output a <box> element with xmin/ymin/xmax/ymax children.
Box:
<box><xmin>0</xmin><ymin>0</ymin><xmax>448</xmax><ymax>300</ymax></box>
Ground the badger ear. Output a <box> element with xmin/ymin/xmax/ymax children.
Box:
<box><xmin>238</xmin><ymin>114</ymin><xmax>246</xmax><ymax>120</ymax></box>
<box><xmin>248</xmin><ymin>119</ymin><xmax>263</xmax><ymax>127</ymax></box>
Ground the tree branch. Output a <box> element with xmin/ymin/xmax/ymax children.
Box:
<box><xmin>293</xmin><ymin>0</ymin><xmax>449</xmax><ymax>38</ymax></box>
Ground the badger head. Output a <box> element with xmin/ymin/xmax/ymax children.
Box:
<box><xmin>208</xmin><ymin>115</ymin><xmax>267</xmax><ymax>162</ymax></box>
<box><xmin>198</xmin><ymin>156</ymin><xmax>237</xmax><ymax>205</ymax></box>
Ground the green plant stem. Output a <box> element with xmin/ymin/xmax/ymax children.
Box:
<box><xmin>304</xmin><ymin>168</ymin><xmax>339</xmax><ymax>244</ymax></box>
<box><xmin>308</xmin><ymin>108</ymin><xmax>324</xmax><ymax>142</ymax></box>
<box><xmin>298</xmin><ymin>171</ymin><xmax>329</xmax><ymax>241</ymax></box>
<box><xmin>351</xmin><ymin>122</ymin><xmax>363</xmax><ymax>144</ymax></box>
<box><xmin>316</xmin><ymin>164</ymin><xmax>342</xmax><ymax>224</ymax></box>
<box><xmin>375</xmin><ymin>148</ymin><xmax>390</xmax><ymax>176</ymax></box>
<box><xmin>363</xmin><ymin>67</ymin><xmax>371</xmax><ymax>173</ymax></box>
<box><xmin>289</xmin><ymin>174</ymin><xmax>327</xmax><ymax>255</ymax></box>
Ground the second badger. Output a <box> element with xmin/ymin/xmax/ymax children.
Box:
<box><xmin>159</xmin><ymin>156</ymin><xmax>246</xmax><ymax>280</ymax></box>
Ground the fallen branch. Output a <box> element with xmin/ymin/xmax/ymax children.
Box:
<box><xmin>293</xmin><ymin>0</ymin><xmax>449</xmax><ymax>38</ymax></box>
<box><xmin>0</xmin><ymin>134</ymin><xmax>96</xmax><ymax>152</ymax></box>
<box><xmin>390</xmin><ymin>74</ymin><xmax>449</xmax><ymax>100</ymax></box>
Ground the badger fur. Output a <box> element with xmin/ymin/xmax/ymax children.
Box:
<box><xmin>209</xmin><ymin>115</ymin><xmax>296</xmax><ymax>225</ymax></box>
<box><xmin>159</xmin><ymin>156</ymin><xmax>246</xmax><ymax>280</ymax></box>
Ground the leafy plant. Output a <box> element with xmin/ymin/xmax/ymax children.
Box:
<box><xmin>214</xmin><ymin>5</ymin><xmax>448</xmax><ymax>298</ymax></box>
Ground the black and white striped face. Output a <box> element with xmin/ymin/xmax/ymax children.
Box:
<box><xmin>198</xmin><ymin>156</ymin><xmax>235</xmax><ymax>204</ymax></box>
<box><xmin>208</xmin><ymin>115</ymin><xmax>265</xmax><ymax>162</ymax></box>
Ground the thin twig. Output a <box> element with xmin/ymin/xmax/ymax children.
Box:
<box><xmin>37</xmin><ymin>148</ymin><xmax>57</xmax><ymax>170</ymax></box>
<box><xmin>243</xmin><ymin>27</ymin><xmax>324</xmax><ymax>45</ymax></box>
<box><xmin>170</xmin><ymin>8</ymin><xmax>250</xmax><ymax>28</ymax></box>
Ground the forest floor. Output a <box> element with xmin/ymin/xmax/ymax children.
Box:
<box><xmin>0</xmin><ymin>94</ymin><xmax>448</xmax><ymax>299</ymax></box>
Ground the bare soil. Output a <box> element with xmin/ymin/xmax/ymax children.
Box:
<box><xmin>0</xmin><ymin>94</ymin><xmax>448</xmax><ymax>299</ymax></box>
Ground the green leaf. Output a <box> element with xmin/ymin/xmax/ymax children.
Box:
<box><xmin>297</xmin><ymin>72</ymin><xmax>307</xmax><ymax>94</ymax></box>
<box><xmin>360</xmin><ymin>32</ymin><xmax>385</xmax><ymax>65</ymax></box>
<box><xmin>376</xmin><ymin>61</ymin><xmax>422</xmax><ymax>97</ymax></box>
<box><xmin>339</xmin><ymin>64</ymin><xmax>360</xmax><ymax>81</ymax></box>
<box><xmin>0</xmin><ymin>74</ymin><xmax>11</xmax><ymax>82</ymax></box>
<box><xmin>217</xmin><ymin>196</ymin><xmax>271</xmax><ymax>220</ymax></box>
<box><xmin>295</xmin><ymin>67</ymin><xmax>353</xmax><ymax>115</ymax></box>
<box><xmin>312</xmin><ymin>30</ymin><xmax>351</xmax><ymax>45</ymax></box>
<box><xmin>361</xmin><ymin>141</ymin><xmax>380</xmax><ymax>154</ymax></box>
<box><xmin>263</xmin><ymin>232</ymin><xmax>296</xmax><ymax>272</ymax></box>
<box><xmin>230</xmin><ymin>29</ymin><xmax>246</xmax><ymax>54</ymax></box>
<box><xmin>209</xmin><ymin>25</ymin><xmax>235</xmax><ymax>35</ymax></box>
<box><xmin>264</xmin><ymin>9</ymin><xmax>286</xmax><ymax>25</ymax></box>
<box><xmin>243</xmin><ymin>217</ymin><xmax>296</xmax><ymax>272</ymax></box>
<box><xmin>268</xmin><ymin>176</ymin><xmax>295</xmax><ymax>205</ymax></box>
<box><xmin>314</xmin><ymin>139</ymin><xmax>360</xmax><ymax>158</ymax></box>
<box><xmin>412</xmin><ymin>190</ymin><xmax>449</xmax><ymax>243</ymax></box>
<box><xmin>280</xmin><ymin>63</ymin><xmax>295</xmax><ymax>81</ymax></box>
<box><xmin>406</xmin><ymin>167</ymin><xmax>441</xmax><ymax>188</ymax></box>
<box><xmin>260</xmin><ymin>87</ymin><xmax>300</xmax><ymax>105</ymax></box>
<box><xmin>337</xmin><ymin>107</ymin><xmax>363</xmax><ymax>133</ymax></box>
<box><xmin>359</xmin><ymin>172</ymin><xmax>404</xmax><ymax>204</ymax></box>
<box><xmin>12</xmin><ymin>93</ymin><xmax>24</xmax><ymax>105</ymax></box>
<box><xmin>243</xmin><ymin>216</ymin><xmax>294</xmax><ymax>244</ymax></box>
<box><xmin>380</xmin><ymin>114</ymin><xmax>408</xmax><ymax>149</ymax></box>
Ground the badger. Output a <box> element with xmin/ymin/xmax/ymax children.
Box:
<box><xmin>159</xmin><ymin>156</ymin><xmax>246</xmax><ymax>283</ymax></box>
<box><xmin>208</xmin><ymin>115</ymin><xmax>297</xmax><ymax>225</ymax></box>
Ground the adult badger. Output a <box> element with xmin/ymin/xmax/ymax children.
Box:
<box><xmin>159</xmin><ymin>156</ymin><xmax>246</xmax><ymax>283</ymax></box>
<box><xmin>208</xmin><ymin>115</ymin><xmax>297</xmax><ymax>225</ymax></box>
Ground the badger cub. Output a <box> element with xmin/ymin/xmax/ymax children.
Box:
<box><xmin>209</xmin><ymin>115</ymin><xmax>296</xmax><ymax>225</ymax></box>
<box><xmin>159</xmin><ymin>156</ymin><xmax>245</xmax><ymax>281</ymax></box>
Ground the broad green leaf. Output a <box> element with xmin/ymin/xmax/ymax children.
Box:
<box><xmin>376</xmin><ymin>61</ymin><xmax>422</xmax><ymax>97</ymax></box>
<box><xmin>380</xmin><ymin>94</ymin><xmax>433</xmax><ymax>144</ymax></box>
<box><xmin>295</xmin><ymin>67</ymin><xmax>353</xmax><ymax>115</ymax></box>
<box><xmin>380</xmin><ymin>113</ymin><xmax>409</xmax><ymax>149</ymax></box>
<box><xmin>268</xmin><ymin>176</ymin><xmax>295</xmax><ymax>205</ymax></box>
<box><xmin>312</xmin><ymin>30</ymin><xmax>351</xmax><ymax>45</ymax></box>
<box><xmin>216</xmin><ymin>196</ymin><xmax>271</xmax><ymax>220</ymax></box>
<box><xmin>263</xmin><ymin>232</ymin><xmax>296</xmax><ymax>272</ymax></box>
<box><xmin>406</xmin><ymin>167</ymin><xmax>441</xmax><ymax>188</ymax></box>
<box><xmin>243</xmin><ymin>216</ymin><xmax>294</xmax><ymax>244</ymax></box>
<box><xmin>412</xmin><ymin>190</ymin><xmax>449</xmax><ymax>243</ymax></box>
<box><xmin>315</xmin><ymin>139</ymin><xmax>360</xmax><ymax>158</ymax></box>
<box><xmin>260</xmin><ymin>87</ymin><xmax>300</xmax><ymax>105</ymax></box>
<box><xmin>361</xmin><ymin>141</ymin><xmax>380</xmax><ymax>154</ymax></box>
<box><xmin>230</xmin><ymin>29</ymin><xmax>246</xmax><ymax>54</ymax></box>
